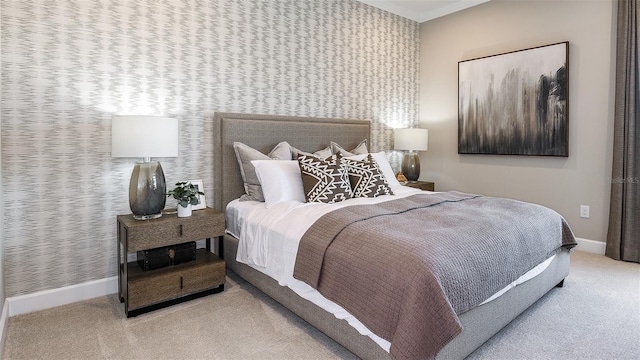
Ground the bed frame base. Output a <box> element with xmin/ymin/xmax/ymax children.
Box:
<box><xmin>224</xmin><ymin>234</ymin><xmax>570</xmax><ymax>359</ymax></box>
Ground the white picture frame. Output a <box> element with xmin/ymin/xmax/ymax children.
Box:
<box><xmin>189</xmin><ymin>179</ymin><xmax>207</xmax><ymax>210</ymax></box>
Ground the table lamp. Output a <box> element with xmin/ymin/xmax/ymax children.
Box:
<box><xmin>394</xmin><ymin>128</ymin><xmax>428</xmax><ymax>182</ymax></box>
<box><xmin>112</xmin><ymin>116</ymin><xmax>179</xmax><ymax>220</ymax></box>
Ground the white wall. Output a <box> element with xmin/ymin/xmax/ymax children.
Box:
<box><xmin>419</xmin><ymin>0</ymin><xmax>616</xmax><ymax>243</ymax></box>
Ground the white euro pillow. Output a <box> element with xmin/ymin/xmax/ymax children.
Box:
<box><xmin>251</xmin><ymin>160</ymin><xmax>306</xmax><ymax>208</ymax></box>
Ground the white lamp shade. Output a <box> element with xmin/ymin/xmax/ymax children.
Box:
<box><xmin>394</xmin><ymin>128</ymin><xmax>429</xmax><ymax>151</ymax></box>
<box><xmin>112</xmin><ymin>116</ymin><xmax>179</xmax><ymax>158</ymax></box>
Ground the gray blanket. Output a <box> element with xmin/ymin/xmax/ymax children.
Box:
<box><xmin>293</xmin><ymin>192</ymin><xmax>577</xmax><ymax>360</ymax></box>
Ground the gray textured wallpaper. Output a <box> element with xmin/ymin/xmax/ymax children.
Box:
<box><xmin>1</xmin><ymin>0</ymin><xmax>419</xmax><ymax>297</ymax></box>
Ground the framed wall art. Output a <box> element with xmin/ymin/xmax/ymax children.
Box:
<box><xmin>458</xmin><ymin>41</ymin><xmax>569</xmax><ymax>156</ymax></box>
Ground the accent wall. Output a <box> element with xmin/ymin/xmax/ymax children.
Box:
<box><xmin>1</xmin><ymin>0</ymin><xmax>419</xmax><ymax>297</ymax></box>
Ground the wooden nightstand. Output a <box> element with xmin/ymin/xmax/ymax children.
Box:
<box><xmin>117</xmin><ymin>207</ymin><xmax>226</xmax><ymax>317</ymax></box>
<box><xmin>404</xmin><ymin>181</ymin><xmax>435</xmax><ymax>191</ymax></box>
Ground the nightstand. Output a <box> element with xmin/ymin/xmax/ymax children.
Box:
<box><xmin>404</xmin><ymin>181</ymin><xmax>435</xmax><ymax>191</ymax></box>
<box><xmin>117</xmin><ymin>207</ymin><xmax>226</xmax><ymax>317</ymax></box>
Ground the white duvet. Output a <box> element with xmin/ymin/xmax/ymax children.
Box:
<box><xmin>226</xmin><ymin>187</ymin><xmax>554</xmax><ymax>352</ymax></box>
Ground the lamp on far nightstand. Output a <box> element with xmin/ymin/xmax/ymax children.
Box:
<box><xmin>112</xmin><ymin>116</ymin><xmax>179</xmax><ymax>220</ymax></box>
<box><xmin>394</xmin><ymin>127</ymin><xmax>428</xmax><ymax>182</ymax></box>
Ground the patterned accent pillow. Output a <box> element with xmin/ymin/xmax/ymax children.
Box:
<box><xmin>233</xmin><ymin>141</ymin><xmax>292</xmax><ymax>202</ymax></box>
<box><xmin>343</xmin><ymin>154</ymin><xmax>394</xmax><ymax>198</ymax></box>
<box><xmin>297</xmin><ymin>154</ymin><xmax>352</xmax><ymax>203</ymax></box>
<box><xmin>330</xmin><ymin>139</ymin><xmax>368</xmax><ymax>156</ymax></box>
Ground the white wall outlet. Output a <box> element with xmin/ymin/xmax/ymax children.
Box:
<box><xmin>580</xmin><ymin>205</ymin><xmax>590</xmax><ymax>219</ymax></box>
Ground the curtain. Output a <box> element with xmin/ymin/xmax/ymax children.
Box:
<box><xmin>606</xmin><ymin>0</ymin><xmax>639</xmax><ymax>262</ymax></box>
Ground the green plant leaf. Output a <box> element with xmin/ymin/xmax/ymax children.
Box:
<box><xmin>168</xmin><ymin>181</ymin><xmax>204</xmax><ymax>206</ymax></box>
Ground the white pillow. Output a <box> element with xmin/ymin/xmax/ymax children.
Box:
<box><xmin>346</xmin><ymin>151</ymin><xmax>402</xmax><ymax>189</ymax></box>
<box><xmin>251</xmin><ymin>160</ymin><xmax>306</xmax><ymax>207</ymax></box>
<box><xmin>233</xmin><ymin>141</ymin><xmax>292</xmax><ymax>202</ymax></box>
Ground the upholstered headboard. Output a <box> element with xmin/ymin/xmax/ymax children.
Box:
<box><xmin>211</xmin><ymin>112</ymin><xmax>371</xmax><ymax>211</ymax></box>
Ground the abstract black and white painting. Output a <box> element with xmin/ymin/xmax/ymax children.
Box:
<box><xmin>458</xmin><ymin>42</ymin><xmax>569</xmax><ymax>156</ymax></box>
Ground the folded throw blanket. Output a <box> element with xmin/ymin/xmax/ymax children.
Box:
<box><xmin>294</xmin><ymin>191</ymin><xmax>577</xmax><ymax>360</ymax></box>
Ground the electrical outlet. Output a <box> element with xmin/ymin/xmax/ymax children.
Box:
<box><xmin>580</xmin><ymin>205</ymin><xmax>590</xmax><ymax>219</ymax></box>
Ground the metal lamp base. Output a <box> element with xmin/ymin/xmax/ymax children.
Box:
<box><xmin>401</xmin><ymin>152</ymin><xmax>421</xmax><ymax>182</ymax></box>
<box><xmin>132</xmin><ymin>213</ymin><xmax>163</xmax><ymax>221</ymax></box>
<box><xmin>129</xmin><ymin>161</ymin><xmax>167</xmax><ymax>220</ymax></box>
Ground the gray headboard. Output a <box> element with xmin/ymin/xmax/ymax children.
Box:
<box><xmin>211</xmin><ymin>112</ymin><xmax>371</xmax><ymax>211</ymax></box>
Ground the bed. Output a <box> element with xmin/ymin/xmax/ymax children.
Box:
<box><xmin>211</xmin><ymin>112</ymin><xmax>575</xmax><ymax>359</ymax></box>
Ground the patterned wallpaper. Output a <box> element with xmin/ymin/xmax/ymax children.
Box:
<box><xmin>1</xmin><ymin>0</ymin><xmax>419</xmax><ymax>297</ymax></box>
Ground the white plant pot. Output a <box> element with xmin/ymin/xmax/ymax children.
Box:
<box><xmin>177</xmin><ymin>204</ymin><xmax>192</xmax><ymax>217</ymax></box>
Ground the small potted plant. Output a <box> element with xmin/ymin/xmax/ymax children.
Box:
<box><xmin>167</xmin><ymin>181</ymin><xmax>204</xmax><ymax>217</ymax></box>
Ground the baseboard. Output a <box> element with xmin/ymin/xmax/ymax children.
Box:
<box><xmin>6</xmin><ymin>245</ymin><xmax>212</xmax><ymax>318</ymax></box>
<box><xmin>0</xmin><ymin>300</ymin><xmax>9</xmax><ymax>358</ymax></box>
<box><xmin>1</xmin><ymin>240</ymin><xmax>604</xmax><ymax>318</ymax></box>
<box><xmin>7</xmin><ymin>276</ymin><xmax>118</xmax><ymax>317</ymax></box>
<box><xmin>574</xmin><ymin>237</ymin><xmax>606</xmax><ymax>255</ymax></box>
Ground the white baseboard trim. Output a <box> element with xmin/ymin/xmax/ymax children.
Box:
<box><xmin>0</xmin><ymin>240</ymin><xmax>605</xmax><ymax>319</ymax></box>
<box><xmin>0</xmin><ymin>300</ymin><xmax>9</xmax><ymax>357</ymax></box>
<box><xmin>7</xmin><ymin>276</ymin><xmax>118</xmax><ymax>317</ymax></box>
<box><xmin>574</xmin><ymin>237</ymin><xmax>606</xmax><ymax>255</ymax></box>
<box><xmin>6</xmin><ymin>246</ymin><xmax>214</xmax><ymax>318</ymax></box>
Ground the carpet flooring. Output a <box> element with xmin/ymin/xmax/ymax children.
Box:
<box><xmin>3</xmin><ymin>250</ymin><xmax>639</xmax><ymax>359</ymax></box>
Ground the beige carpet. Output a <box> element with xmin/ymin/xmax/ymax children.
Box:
<box><xmin>2</xmin><ymin>274</ymin><xmax>355</xmax><ymax>360</ymax></box>
<box><xmin>3</xmin><ymin>251</ymin><xmax>639</xmax><ymax>359</ymax></box>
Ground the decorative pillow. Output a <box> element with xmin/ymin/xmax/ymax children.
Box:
<box><xmin>297</xmin><ymin>154</ymin><xmax>352</xmax><ymax>203</ymax></box>
<box><xmin>330</xmin><ymin>139</ymin><xmax>368</xmax><ymax>156</ymax></box>
<box><xmin>291</xmin><ymin>145</ymin><xmax>333</xmax><ymax>159</ymax></box>
<box><xmin>233</xmin><ymin>141</ymin><xmax>292</xmax><ymax>202</ymax></box>
<box><xmin>345</xmin><ymin>151</ymin><xmax>402</xmax><ymax>190</ymax></box>
<box><xmin>343</xmin><ymin>154</ymin><xmax>394</xmax><ymax>198</ymax></box>
<box><xmin>252</xmin><ymin>160</ymin><xmax>306</xmax><ymax>208</ymax></box>
<box><xmin>369</xmin><ymin>152</ymin><xmax>402</xmax><ymax>189</ymax></box>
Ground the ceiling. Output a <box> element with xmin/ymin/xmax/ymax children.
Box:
<box><xmin>356</xmin><ymin>0</ymin><xmax>490</xmax><ymax>23</ymax></box>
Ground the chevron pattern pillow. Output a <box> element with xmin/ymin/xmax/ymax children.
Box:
<box><xmin>344</xmin><ymin>154</ymin><xmax>394</xmax><ymax>198</ymax></box>
<box><xmin>298</xmin><ymin>154</ymin><xmax>352</xmax><ymax>203</ymax></box>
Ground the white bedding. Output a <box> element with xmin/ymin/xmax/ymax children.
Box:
<box><xmin>226</xmin><ymin>187</ymin><xmax>554</xmax><ymax>352</ymax></box>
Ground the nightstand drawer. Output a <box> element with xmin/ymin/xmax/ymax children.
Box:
<box><xmin>126</xmin><ymin>220</ymin><xmax>217</xmax><ymax>251</ymax></box>
<box><xmin>121</xmin><ymin>209</ymin><xmax>226</xmax><ymax>252</ymax></box>
<box><xmin>128</xmin><ymin>250</ymin><xmax>225</xmax><ymax>309</ymax></box>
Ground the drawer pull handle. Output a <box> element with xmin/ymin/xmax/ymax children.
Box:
<box><xmin>179</xmin><ymin>224</ymin><xmax>183</xmax><ymax>236</ymax></box>
<box><xmin>180</xmin><ymin>276</ymin><xmax>183</xmax><ymax>290</ymax></box>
